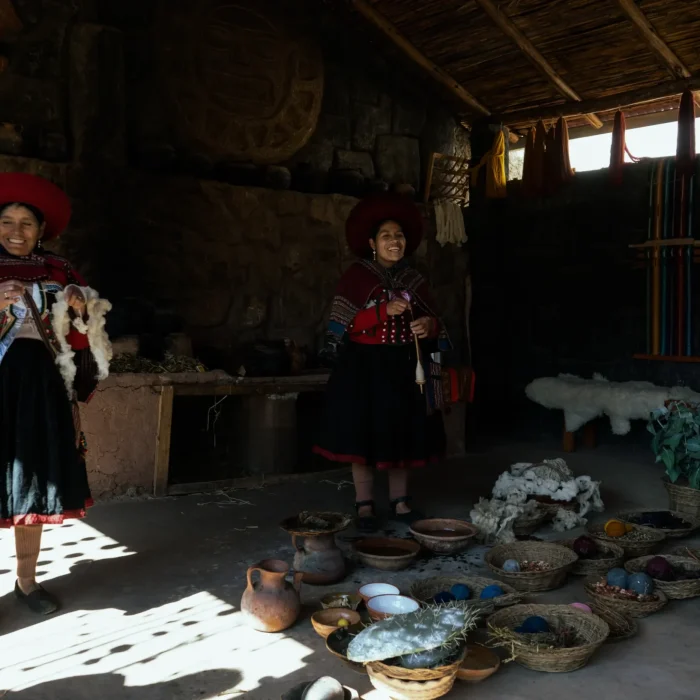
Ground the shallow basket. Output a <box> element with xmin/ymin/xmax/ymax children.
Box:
<box><xmin>584</xmin><ymin>579</ymin><xmax>668</xmax><ymax>618</ymax></box>
<box><xmin>587</xmin><ymin>522</ymin><xmax>666</xmax><ymax>558</ymax></box>
<box><xmin>485</xmin><ymin>542</ymin><xmax>578</xmax><ymax>592</ymax></box>
<box><xmin>624</xmin><ymin>555</ymin><xmax>700</xmax><ymax>600</ymax></box>
<box><xmin>367</xmin><ymin>647</ymin><xmax>465</xmax><ymax>683</ymax></box>
<box><xmin>513</xmin><ymin>508</ymin><xmax>548</xmax><ymax>537</ymax></box>
<box><xmin>409</xmin><ymin>575</ymin><xmax>522</xmax><ymax>610</ymax></box>
<box><xmin>366</xmin><ymin>666</ymin><xmax>456</xmax><ymax>700</ymax></box>
<box><xmin>670</xmin><ymin>545</ymin><xmax>700</xmax><ymax>561</ymax></box>
<box><xmin>587</xmin><ymin>602</ymin><xmax>638</xmax><ymax>643</ymax></box>
<box><xmin>557</xmin><ymin>539</ymin><xmax>624</xmax><ymax>576</ymax></box>
<box><xmin>487</xmin><ymin>604</ymin><xmax>609</xmax><ymax>673</ymax></box>
<box><xmin>664</xmin><ymin>479</ymin><xmax>700</xmax><ymax>519</ymax></box>
<box><xmin>527</xmin><ymin>497</ymin><xmax>577</xmax><ymax>521</ymax></box>
<box><xmin>617</xmin><ymin>509</ymin><xmax>700</xmax><ymax>539</ymax></box>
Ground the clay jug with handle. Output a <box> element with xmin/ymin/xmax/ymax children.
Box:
<box><xmin>241</xmin><ymin>559</ymin><xmax>302</xmax><ymax>632</ymax></box>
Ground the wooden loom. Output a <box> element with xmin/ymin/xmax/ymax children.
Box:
<box><xmin>423</xmin><ymin>152</ymin><xmax>471</xmax><ymax>205</ymax></box>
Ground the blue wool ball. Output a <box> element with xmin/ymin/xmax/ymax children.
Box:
<box><xmin>502</xmin><ymin>558</ymin><xmax>521</xmax><ymax>573</ymax></box>
<box><xmin>606</xmin><ymin>568</ymin><xmax>629</xmax><ymax>589</ymax></box>
<box><xmin>433</xmin><ymin>590</ymin><xmax>456</xmax><ymax>605</ymax></box>
<box><xmin>517</xmin><ymin>616</ymin><xmax>550</xmax><ymax>634</ymax></box>
<box><xmin>627</xmin><ymin>572</ymin><xmax>655</xmax><ymax>595</ymax></box>
<box><xmin>480</xmin><ymin>584</ymin><xmax>505</xmax><ymax>600</ymax></box>
<box><xmin>450</xmin><ymin>583</ymin><xmax>471</xmax><ymax>601</ymax></box>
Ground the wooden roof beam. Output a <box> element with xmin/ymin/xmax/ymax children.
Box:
<box><xmin>351</xmin><ymin>0</ymin><xmax>491</xmax><ymax>119</ymax></box>
<box><xmin>472</xmin><ymin>0</ymin><xmax>603</xmax><ymax>129</ymax></box>
<box><xmin>615</xmin><ymin>0</ymin><xmax>691</xmax><ymax>79</ymax></box>
<box><xmin>500</xmin><ymin>75</ymin><xmax>700</xmax><ymax>127</ymax></box>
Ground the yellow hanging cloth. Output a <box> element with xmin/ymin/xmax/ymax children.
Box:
<box><xmin>470</xmin><ymin>130</ymin><xmax>507</xmax><ymax>199</ymax></box>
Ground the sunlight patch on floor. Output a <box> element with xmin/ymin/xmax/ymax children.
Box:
<box><xmin>0</xmin><ymin>589</ymin><xmax>311</xmax><ymax>694</ymax></box>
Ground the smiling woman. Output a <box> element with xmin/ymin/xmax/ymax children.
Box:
<box><xmin>313</xmin><ymin>193</ymin><xmax>452</xmax><ymax>533</ymax></box>
<box><xmin>0</xmin><ymin>173</ymin><xmax>112</xmax><ymax>616</ymax></box>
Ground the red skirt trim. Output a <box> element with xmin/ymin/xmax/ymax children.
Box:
<box><xmin>313</xmin><ymin>446</ymin><xmax>440</xmax><ymax>470</ymax></box>
<box><xmin>0</xmin><ymin>498</ymin><xmax>94</xmax><ymax>528</ymax></box>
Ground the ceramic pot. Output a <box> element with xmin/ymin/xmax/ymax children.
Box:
<box><xmin>293</xmin><ymin>533</ymin><xmax>346</xmax><ymax>585</ymax></box>
<box><xmin>241</xmin><ymin>559</ymin><xmax>302</xmax><ymax>632</ymax></box>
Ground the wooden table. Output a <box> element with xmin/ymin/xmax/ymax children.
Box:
<box><xmin>153</xmin><ymin>373</ymin><xmax>330</xmax><ymax>496</ymax></box>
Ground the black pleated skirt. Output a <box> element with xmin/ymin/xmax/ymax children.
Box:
<box><xmin>0</xmin><ymin>339</ymin><xmax>92</xmax><ymax>527</ymax></box>
<box><xmin>313</xmin><ymin>342</ymin><xmax>445</xmax><ymax>469</ymax></box>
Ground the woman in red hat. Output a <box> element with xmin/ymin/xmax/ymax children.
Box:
<box><xmin>313</xmin><ymin>193</ymin><xmax>450</xmax><ymax>532</ymax></box>
<box><xmin>0</xmin><ymin>173</ymin><xmax>112</xmax><ymax>614</ymax></box>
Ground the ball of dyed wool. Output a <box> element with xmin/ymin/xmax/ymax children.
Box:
<box><xmin>433</xmin><ymin>590</ymin><xmax>456</xmax><ymax>605</ymax></box>
<box><xmin>502</xmin><ymin>559</ymin><xmax>521</xmax><ymax>573</ymax></box>
<box><xmin>628</xmin><ymin>572</ymin><xmax>655</xmax><ymax>595</ymax></box>
<box><xmin>606</xmin><ymin>568</ymin><xmax>629</xmax><ymax>588</ymax></box>
<box><xmin>573</xmin><ymin>535</ymin><xmax>598</xmax><ymax>558</ymax></box>
<box><xmin>450</xmin><ymin>583</ymin><xmax>471</xmax><ymax>601</ymax></box>
<box><xmin>604</xmin><ymin>519</ymin><xmax>631</xmax><ymax>538</ymax></box>
<box><xmin>516</xmin><ymin>616</ymin><xmax>550</xmax><ymax>634</ymax></box>
<box><xmin>479</xmin><ymin>584</ymin><xmax>505</xmax><ymax>599</ymax></box>
<box><xmin>646</xmin><ymin>556</ymin><xmax>674</xmax><ymax>581</ymax></box>
<box><xmin>570</xmin><ymin>603</ymin><xmax>592</xmax><ymax>613</ymax></box>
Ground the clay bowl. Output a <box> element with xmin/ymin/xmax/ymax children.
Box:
<box><xmin>456</xmin><ymin>644</ymin><xmax>501</xmax><ymax>682</ymax></box>
<box><xmin>358</xmin><ymin>582</ymin><xmax>399</xmax><ymax>605</ymax></box>
<box><xmin>311</xmin><ymin>609</ymin><xmax>362</xmax><ymax>639</ymax></box>
<box><xmin>282</xmin><ymin>679</ymin><xmax>359</xmax><ymax>700</ymax></box>
<box><xmin>354</xmin><ymin>537</ymin><xmax>420</xmax><ymax>571</ymax></box>
<box><xmin>410</xmin><ymin>518</ymin><xmax>478</xmax><ymax>555</ymax></box>
<box><xmin>366</xmin><ymin>594</ymin><xmax>420</xmax><ymax>621</ymax></box>
<box><xmin>320</xmin><ymin>593</ymin><xmax>362</xmax><ymax>611</ymax></box>
<box><xmin>325</xmin><ymin>624</ymin><xmax>366</xmax><ymax>675</ymax></box>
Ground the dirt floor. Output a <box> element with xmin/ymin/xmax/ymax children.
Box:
<box><xmin>0</xmin><ymin>437</ymin><xmax>697</xmax><ymax>699</ymax></box>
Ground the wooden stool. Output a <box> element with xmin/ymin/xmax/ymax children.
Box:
<box><xmin>563</xmin><ymin>420</ymin><xmax>598</xmax><ymax>453</ymax></box>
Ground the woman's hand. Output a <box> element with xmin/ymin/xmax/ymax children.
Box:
<box><xmin>65</xmin><ymin>285</ymin><xmax>86</xmax><ymax>314</ymax></box>
<box><xmin>410</xmin><ymin>316</ymin><xmax>434</xmax><ymax>339</ymax></box>
<box><xmin>0</xmin><ymin>280</ymin><xmax>24</xmax><ymax>311</ymax></box>
<box><xmin>386</xmin><ymin>298</ymin><xmax>410</xmax><ymax>316</ymax></box>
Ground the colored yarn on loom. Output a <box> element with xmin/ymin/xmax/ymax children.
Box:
<box><xmin>645</xmin><ymin>90</ymin><xmax>696</xmax><ymax>358</ymax></box>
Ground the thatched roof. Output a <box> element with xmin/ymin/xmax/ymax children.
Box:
<box><xmin>344</xmin><ymin>0</ymin><xmax>700</xmax><ymax>134</ymax></box>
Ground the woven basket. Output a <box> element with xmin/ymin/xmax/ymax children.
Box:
<box><xmin>584</xmin><ymin>579</ymin><xmax>668</xmax><ymax>618</ymax></box>
<box><xmin>409</xmin><ymin>575</ymin><xmax>522</xmax><ymax>609</ymax></box>
<box><xmin>670</xmin><ymin>545</ymin><xmax>700</xmax><ymax>561</ymax></box>
<box><xmin>624</xmin><ymin>555</ymin><xmax>700</xmax><ymax>600</ymax></box>
<box><xmin>513</xmin><ymin>508</ymin><xmax>548</xmax><ymax>537</ymax></box>
<box><xmin>366</xmin><ymin>666</ymin><xmax>456</xmax><ymax>700</ymax></box>
<box><xmin>487</xmin><ymin>604</ymin><xmax>609</xmax><ymax>673</ymax></box>
<box><xmin>588</xmin><ymin>602</ymin><xmax>638</xmax><ymax>643</ymax></box>
<box><xmin>664</xmin><ymin>479</ymin><xmax>700</xmax><ymax>519</ymax></box>
<box><xmin>485</xmin><ymin>542</ymin><xmax>578</xmax><ymax>592</ymax></box>
<box><xmin>528</xmin><ymin>497</ymin><xmax>577</xmax><ymax>521</ymax></box>
<box><xmin>587</xmin><ymin>522</ymin><xmax>666</xmax><ymax>558</ymax></box>
<box><xmin>617</xmin><ymin>509</ymin><xmax>700</xmax><ymax>539</ymax></box>
<box><xmin>367</xmin><ymin>648</ymin><xmax>465</xmax><ymax>683</ymax></box>
<box><xmin>558</xmin><ymin>539</ymin><xmax>624</xmax><ymax>576</ymax></box>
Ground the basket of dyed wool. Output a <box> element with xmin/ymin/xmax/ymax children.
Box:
<box><xmin>584</xmin><ymin>570</ymin><xmax>668</xmax><ymax>618</ymax></box>
<box><xmin>485</xmin><ymin>542</ymin><xmax>578</xmax><ymax>592</ymax></box>
<box><xmin>587</xmin><ymin>602</ymin><xmax>638</xmax><ymax>643</ymax></box>
<box><xmin>587</xmin><ymin>520</ymin><xmax>666</xmax><ymax>558</ymax></box>
<box><xmin>409</xmin><ymin>575</ymin><xmax>522</xmax><ymax>610</ymax></box>
<box><xmin>617</xmin><ymin>509</ymin><xmax>700</xmax><ymax>539</ymax></box>
<box><xmin>624</xmin><ymin>555</ymin><xmax>700</xmax><ymax>600</ymax></box>
<box><xmin>558</xmin><ymin>536</ymin><xmax>624</xmax><ymax>576</ymax></box>
<box><xmin>487</xmin><ymin>604</ymin><xmax>609</xmax><ymax>673</ymax></box>
<box><xmin>513</xmin><ymin>507</ymin><xmax>548</xmax><ymax>537</ymax></box>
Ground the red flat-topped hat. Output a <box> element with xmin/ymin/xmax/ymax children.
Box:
<box><xmin>345</xmin><ymin>192</ymin><xmax>423</xmax><ymax>258</ymax></box>
<box><xmin>0</xmin><ymin>172</ymin><xmax>71</xmax><ymax>240</ymax></box>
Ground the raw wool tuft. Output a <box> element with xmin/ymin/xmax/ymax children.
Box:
<box><xmin>51</xmin><ymin>286</ymin><xmax>112</xmax><ymax>397</ymax></box>
<box><xmin>526</xmin><ymin>373</ymin><xmax>700</xmax><ymax>435</ymax></box>
<box><xmin>470</xmin><ymin>459</ymin><xmax>604</xmax><ymax>543</ymax></box>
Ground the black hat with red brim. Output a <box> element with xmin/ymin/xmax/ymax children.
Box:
<box><xmin>0</xmin><ymin>172</ymin><xmax>71</xmax><ymax>240</ymax></box>
<box><xmin>345</xmin><ymin>192</ymin><xmax>424</xmax><ymax>258</ymax></box>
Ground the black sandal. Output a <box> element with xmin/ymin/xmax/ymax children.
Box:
<box><xmin>390</xmin><ymin>496</ymin><xmax>425</xmax><ymax>525</ymax></box>
<box><xmin>355</xmin><ymin>500</ymin><xmax>379</xmax><ymax>533</ymax></box>
<box><xmin>15</xmin><ymin>580</ymin><xmax>59</xmax><ymax>615</ymax></box>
